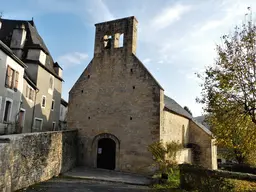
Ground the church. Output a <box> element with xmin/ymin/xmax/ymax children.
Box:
<box><xmin>67</xmin><ymin>16</ymin><xmax>217</xmax><ymax>175</ymax></box>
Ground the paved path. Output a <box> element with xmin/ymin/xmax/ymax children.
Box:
<box><xmin>62</xmin><ymin>167</ymin><xmax>152</xmax><ymax>185</ymax></box>
<box><xmin>19</xmin><ymin>178</ymin><xmax>151</xmax><ymax>192</ymax></box>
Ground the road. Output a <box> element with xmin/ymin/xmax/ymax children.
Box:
<box><xmin>18</xmin><ymin>178</ymin><xmax>151</xmax><ymax>192</ymax></box>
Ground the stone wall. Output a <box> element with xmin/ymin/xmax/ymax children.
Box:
<box><xmin>0</xmin><ymin>130</ymin><xmax>77</xmax><ymax>192</ymax></box>
<box><xmin>189</xmin><ymin>121</ymin><xmax>217</xmax><ymax>169</ymax></box>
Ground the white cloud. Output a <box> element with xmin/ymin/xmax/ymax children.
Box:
<box><xmin>151</xmin><ymin>4</ymin><xmax>191</xmax><ymax>30</ymax></box>
<box><xmin>142</xmin><ymin>58</ymin><xmax>151</xmax><ymax>64</ymax></box>
<box><xmin>57</xmin><ymin>52</ymin><xmax>88</xmax><ymax>69</ymax></box>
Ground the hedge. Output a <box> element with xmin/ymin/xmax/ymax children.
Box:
<box><xmin>179</xmin><ymin>164</ymin><xmax>256</xmax><ymax>192</ymax></box>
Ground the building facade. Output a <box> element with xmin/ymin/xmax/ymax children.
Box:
<box><xmin>59</xmin><ymin>98</ymin><xmax>68</xmax><ymax>130</ymax></box>
<box><xmin>0</xmin><ymin>18</ymin><xmax>63</xmax><ymax>133</ymax></box>
<box><xmin>0</xmin><ymin>40</ymin><xmax>26</xmax><ymax>134</ymax></box>
<box><xmin>67</xmin><ymin>16</ymin><xmax>217</xmax><ymax>175</ymax></box>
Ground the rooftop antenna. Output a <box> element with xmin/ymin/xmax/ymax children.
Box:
<box><xmin>0</xmin><ymin>12</ymin><xmax>3</xmax><ymax>19</ymax></box>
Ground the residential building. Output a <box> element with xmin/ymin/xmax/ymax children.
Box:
<box><xmin>0</xmin><ymin>40</ymin><xmax>26</xmax><ymax>134</ymax></box>
<box><xmin>59</xmin><ymin>98</ymin><xmax>68</xmax><ymax>130</ymax></box>
<box><xmin>0</xmin><ymin>18</ymin><xmax>63</xmax><ymax>133</ymax></box>
<box><xmin>67</xmin><ymin>16</ymin><xmax>217</xmax><ymax>175</ymax></box>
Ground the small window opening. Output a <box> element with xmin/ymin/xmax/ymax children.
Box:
<box><xmin>130</xmin><ymin>117</ymin><xmax>132</xmax><ymax>120</ymax></box>
<box><xmin>4</xmin><ymin>101</ymin><xmax>11</xmax><ymax>122</ymax></box>
<box><xmin>52</xmin><ymin>122</ymin><xmax>56</xmax><ymax>131</ymax></box>
<box><xmin>88</xmin><ymin>75</ymin><xmax>90</xmax><ymax>79</ymax></box>
<box><xmin>119</xmin><ymin>33</ymin><xmax>124</xmax><ymax>47</ymax></box>
<box><xmin>51</xmin><ymin>100</ymin><xmax>55</xmax><ymax>111</ymax></box>
<box><xmin>114</xmin><ymin>33</ymin><xmax>124</xmax><ymax>48</ymax></box>
<box><xmin>88</xmin><ymin>116</ymin><xmax>90</xmax><ymax>119</ymax></box>
<box><xmin>133</xmin><ymin>86</ymin><xmax>135</xmax><ymax>89</ymax></box>
<box><xmin>41</xmin><ymin>96</ymin><xmax>46</xmax><ymax>108</ymax></box>
<box><xmin>104</xmin><ymin>35</ymin><xmax>112</xmax><ymax>49</ymax></box>
<box><xmin>130</xmin><ymin>69</ymin><xmax>133</xmax><ymax>73</ymax></box>
<box><xmin>81</xmin><ymin>90</ymin><xmax>83</xmax><ymax>93</ymax></box>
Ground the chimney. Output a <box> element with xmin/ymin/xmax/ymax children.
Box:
<box><xmin>10</xmin><ymin>23</ymin><xmax>27</xmax><ymax>58</ymax></box>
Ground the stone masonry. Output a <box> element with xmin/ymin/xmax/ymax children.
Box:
<box><xmin>0</xmin><ymin>130</ymin><xmax>77</xmax><ymax>191</ymax></box>
<box><xmin>67</xmin><ymin>16</ymin><xmax>217</xmax><ymax>175</ymax></box>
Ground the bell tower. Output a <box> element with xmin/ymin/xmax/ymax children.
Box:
<box><xmin>94</xmin><ymin>16</ymin><xmax>138</xmax><ymax>56</ymax></box>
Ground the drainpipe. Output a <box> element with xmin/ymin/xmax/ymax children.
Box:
<box><xmin>31</xmin><ymin>89</ymin><xmax>39</xmax><ymax>132</ymax></box>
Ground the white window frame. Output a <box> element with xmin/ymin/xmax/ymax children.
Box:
<box><xmin>19</xmin><ymin>108</ymin><xmax>26</xmax><ymax>127</ymax></box>
<box><xmin>52</xmin><ymin>121</ymin><xmax>56</xmax><ymax>131</ymax></box>
<box><xmin>33</xmin><ymin>117</ymin><xmax>43</xmax><ymax>130</ymax></box>
<box><xmin>2</xmin><ymin>98</ymin><xmax>13</xmax><ymax>123</ymax></box>
<box><xmin>51</xmin><ymin>99</ymin><xmax>55</xmax><ymax>111</ymax></box>
<box><xmin>41</xmin><ymin>95</ymin><xmax>46</xmax><ymax>108</ymax></box>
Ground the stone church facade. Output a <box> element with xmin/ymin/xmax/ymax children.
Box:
<box><xmin>67</xmin><ymin>16</ymin><xmax>217</xmax><ymax>175</ymax></box>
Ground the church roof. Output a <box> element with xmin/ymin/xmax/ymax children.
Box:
<box><xmin>0</xmin><ymin>18</ymin><xmax>63</xmax><ymax>81</ymax></box>
<box><xmin>164</xmin><ymin>95</ymin><xmax>192</xmax><ymax>119</ymax></box>
<box><xmin>164</xmin><ymin>95</ymin><xmax>212</xmax><ymax>136</ymax></box>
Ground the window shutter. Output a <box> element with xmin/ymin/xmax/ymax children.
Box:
<box><xmin>8</xmin><ymin>67</ymin><xmax>13</xmax><ymax>88</ymax></box>
<box><xmin>5</xmin><ymin>66</ymin><xmax>10</xmax><ymax>87</ymax></box>
<box><xmin>26</xmin><ymin>86</ymin><xmax>29</xmax><ymax>98</ymax></box>
<box><xmin>14</xmin><ymin>71</ymin><xmax>19</xmax><ymax>89</ymax></box>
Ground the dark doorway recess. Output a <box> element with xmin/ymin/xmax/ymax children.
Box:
<box><xmin>97</xmin><ymin>138</ymin><xmax>116</xmax><ymax>170</ymax></box>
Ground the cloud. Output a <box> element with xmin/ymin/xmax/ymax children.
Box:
<box><xmin>57</xmin><ymin>52</ymin><xmax>88</xmax><ymax>69</ymax></box>
<box><xmin>142</xmin><ymin>58</ymin><xmax>151</xmax><ymax>64</ymax></box>
<box><xmin>151</xmin><ymin>3</ymin><xmax>191</xmax><ymax>30</ymax></box>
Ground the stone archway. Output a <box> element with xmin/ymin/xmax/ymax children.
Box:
<box><xmin>92</xmin><ymin>133</ymin><xmax>120</xmax><ymax>170</ymax></box>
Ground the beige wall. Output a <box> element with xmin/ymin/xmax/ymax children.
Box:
<box><xmin>189</xmin><ymin>121</ymin><xmax>217</xmax><ymax>169</ymax></box>
<box><xmin>161</xmin><ymin>110</ymin><xmax>189</xmax><ymax>145</ymax></box>
<box><xmin>30</xmin><ymin>65</ymin><xmax>62</xmax><ymax>132</ymax></box>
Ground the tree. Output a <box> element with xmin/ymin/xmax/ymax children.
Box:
<box><xmin>205</xmin><ymin>112</ymin><xmax>256</xmax><ymax>165</ymax></box>
<box><xmin>197</xmin><ymin>8</ymin><xmax>256</xmax><ymax>165</ymax></box>
<box><xmin>197</xmin><ymin>8</ymin><xmax>256</xmax><ymax>125</ymax></box>
<box><xmin>184</xmin><ymin>106</ymin><xmax>192</xmax><ymax>116</ymax></box>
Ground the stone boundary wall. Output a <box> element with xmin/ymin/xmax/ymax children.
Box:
<box><xmin>0</xmin><ymin>130</ymin><xmax>77</xmax><ymax>192</ymax></box>
<box><xmin>179</xmin><ymin>164</ymin><xmax>256</xmax><ymax>191</ymax></box>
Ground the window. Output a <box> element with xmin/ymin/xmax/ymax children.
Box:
<box><xmin>26</xmin><ymin>85</ymin><xmax>34</xmax><ymax>101</ymax></box>
<box><xmin>114</xmin><ymin>33</ymin><xmax>124</xmax><ymax>48</ymax></box>
<box><xmin>41</xmin><ymin>96</ymin><xmax>46</xmax><ymax>108</ymax></box>
<box><xmin>5</xmin><ymin>66</ymin><xmax>19</xmax><ymax>90</ymax></box>
<box><xmin>182</xmin><ymin>125</ymin><xmax>185</xmax><ymax>146</ymax></box>
<box><xmin>34</xmin><ymin>118</ymin><xmax>43</xmax><ymax>130</ymax></box>
<box><xmin>52</xmin><ymin>122</ymin><xmax>56</xmax><ymax>131</ymax></box>
<box><xmin>48</xmin><ymin>76</ymin><xmax>54</xmax><ymax>95</ymax></box>
<box><xmin>3</xmin><ymin>100</ymin><xmax>12</xmax><ymax>122</ymax></box>
<box><xmin>51</xmin><ymin>100</ymin><xmax>55</xmax><ymax>111</ymax></box>
<box><xmin>49</xmin><ymin>76</ymin><xmax>54</xmax><ymax>90</ymax></box>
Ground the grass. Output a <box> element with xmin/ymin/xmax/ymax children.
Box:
<box><xmin>151</xmin><ymin>168</ymin><xmax>186</xmax><ymax>192</ymax></box>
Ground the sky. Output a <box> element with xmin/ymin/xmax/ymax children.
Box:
<box><xmin>1</xmin><ymin>0</ymin><xmax>256</xmax><ymax>117</ymax></box>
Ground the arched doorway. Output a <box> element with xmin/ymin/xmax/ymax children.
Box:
<box><xmin>97</xmin><ymin>138</ymin><xmax>116</xmax><ymax>170</ymax></box>
<box><xmin>92</xmin><ymin>133</ymin><xmax>120</xmax><ymax>170</ymax></box>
